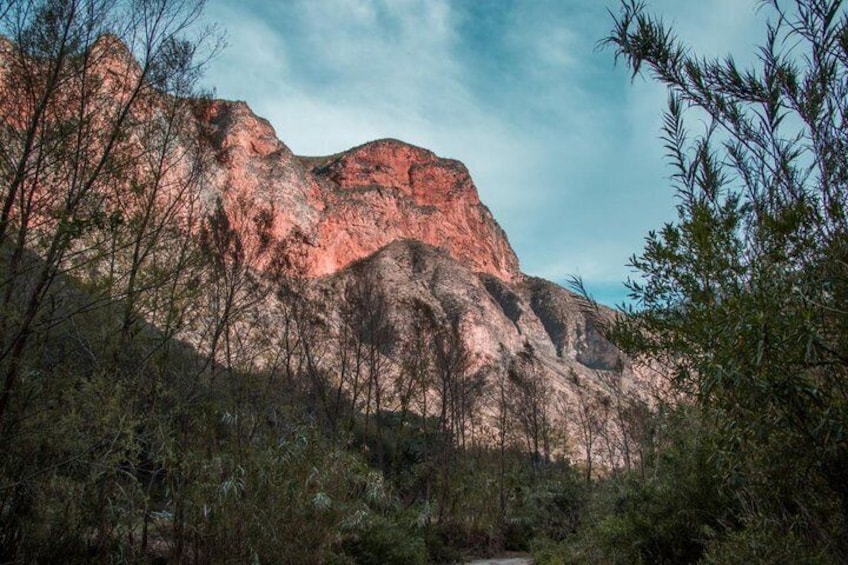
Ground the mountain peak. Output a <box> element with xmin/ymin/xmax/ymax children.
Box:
<box><xmin>88</xmin><ymin>33</ymin><xmax>143</xmax><ymax>84</ymax></box>
<box><xmin>198</xmin><ymin>99</ymin><xmax>521</xmax><ymax>281</ymax></box>
<box><xmin>316</xmin><ymin>137</ymin><xmax>477</xmax><ymax>207</ymax></box>
<box><xmin>304</xmin><ymin>136</ymin><xmax>519</xmax><ymax>281</ymax></box>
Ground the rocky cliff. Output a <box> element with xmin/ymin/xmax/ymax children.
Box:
<box><xmin>0</xmin><ymin>31</ymin><xmax>645</xmax><ymax>464</ymax></box>
<box><xmin>200</xmin><ymin>100</ymin><xmax>520</xmax><ymax>282</ymax></box>
<box><xmin>197</xmin><ymin>99</ymin><xmax>644</xmax><ymax>406</ymax></box>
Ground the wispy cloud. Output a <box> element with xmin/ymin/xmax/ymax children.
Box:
<box><xmin>202</xmin><ymin>0</ymin><xmax>765</xmax><ymax>305</ymax></box>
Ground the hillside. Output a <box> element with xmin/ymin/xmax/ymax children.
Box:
<box><xmin>197</xmin><ymin>96</ymin><xmax>646</xmax><ymax>420</ymax></box>
<box><xmin>0</xmin><ymin>15</ymin><xmax>650</xmax><ymax>564</ymax></box>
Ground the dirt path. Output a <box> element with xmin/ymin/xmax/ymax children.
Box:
<box><xmin>465</xmin><ymin>558</ymin><xmax>533</xmax><ymax>565</ymax></box>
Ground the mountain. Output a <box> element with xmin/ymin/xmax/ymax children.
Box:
<box><xmin>197</xmin><ymin>98</ymin><xmax>649</xmax><ymax>444</ymax></box>
<box><xmin>200</xmin><ymin>99</ymin><xmax>620</xmax><ymax>362</ymax></box>
<box><xmin>0</xmin><ymin>31</ymin><xmax>646</xmax><ymax>466</ymax></box>
<box><xmin>199</xmin><ymin>101</ymin><xmax>519</xmax><ymax>282</ymax></box>
<box><xmin>0</xmin><ymin>26</ymin><xmax>652</xmax><ymax>561</ymax></box>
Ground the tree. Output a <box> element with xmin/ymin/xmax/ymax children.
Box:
<box><xmin>337</xmin><ymin>270</ymin><xmax>396</xmax><ymax>464</ymax></box>
<box><xmin>604</xmin><ymin>0</ymin><xmax>848</xmax><ymax>557</ymax></box>
<box><xmin>0</xmin><ymin>1</ymin><xmax>221</xmax><ymax>559</ymax></box>
<box><xmin>566</xmin><ymin>371</ymin><xmax>604</xmax><ymax>483</ymax></box>
<box><xmin>508</xmin><ymin>343</ymin><xmax>552</xmax><ymax>471</ymax></box>
<box><xmin>0</xmin><ymin>0</ymin><xmax>220</xmax><ymax>423</ymax></box>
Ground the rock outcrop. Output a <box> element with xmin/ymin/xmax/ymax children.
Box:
<box><xmin>197</xmin><ymin>99</ymin><xmax>635</xmax><ymax>384</ymax></box>
<box><xmin>198</xmin><ymin>101</ymin><xmax>520</xmax><ymax>282</ymax></box>
<box><xmin>306</xmin><ymin>139</ymin><xmax>520</xmax><ymax>282</ymax></box>
<box><xmin>317</xmin><ymin>241</ymin><xmax>633</xmax><ymax>398</ymax></box>
<box><xmin>0</xmin><ymin>32</ymin><xmax>648</xmax><ymax>471</ymax></box>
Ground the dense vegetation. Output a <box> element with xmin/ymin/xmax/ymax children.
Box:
<box><xmin>3</xmin><ymin>0</ymin><xmax>848</xmax><ymax>563</ymax></box>
<box><xmin>0</xmin><ymin>1</ymin><xmax>610</xmax><ymax>562</ymax></box>
<box><xmin>534</xmin><ymin>0</ymin><xmax>848</xmax><ymax>562</ymax></box>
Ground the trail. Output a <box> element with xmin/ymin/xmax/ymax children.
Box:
<box><xmin>465</xmin><ymin>557</ymin><xmax>532</xmax><ymax>565</ymax></box>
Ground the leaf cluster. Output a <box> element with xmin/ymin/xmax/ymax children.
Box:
<box><xmin>599</xmin><ymin>0</ymin><xmax>848</xmax><ymax>560</ymax></box>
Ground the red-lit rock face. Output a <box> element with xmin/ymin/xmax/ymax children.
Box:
<box><xmin>307</xmin><ymin>139</ymin><xmax>520</xmax><ymax>282</ymax></box>
<box><xmin>199</xmin><ymin>102</ymin><xmax>521</xmax><ymax>282</ymax></box>
<box><xmin>320</xmin><ymin>139</ymin><xmax>475</xmax><ymax>206</ymax></box>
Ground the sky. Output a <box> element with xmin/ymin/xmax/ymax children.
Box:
<box><xmin>199</xmin><ymin>0</ymin><xmax>765</xmax><ymax>307</ymax></box>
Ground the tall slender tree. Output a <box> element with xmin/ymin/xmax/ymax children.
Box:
<box><xmin>604</xmin><ymin>0</ymin><xmax>848</xmax><ymax>556</ymax></box>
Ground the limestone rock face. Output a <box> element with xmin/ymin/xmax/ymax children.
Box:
<box><xmin>199</xmin><ymin>100</ymin><xmax>323</xmax><ymax>242</ymax></box>
<box><xmin>307</xmin><ymin>139</ymin><xmax>520</xmax><ymax>282</ymax></box>
<box><xmin>0</xmin><ymin>32</ymin><xmax>647</xmax><ymax>467</ymax></box>
<box><xmin>198</xmin><ymin>102</ymin><xmax>519</xmax><ymax>282</ymax></box>
<box><xmin>198</xmin><ymin>100</ymin><xmax>629</xmax><ymax>377</ymax></box>
<box><xmin>317</xmin><ymin>240</ymin><xmax>629</xmax><ymax>389</ymax></box>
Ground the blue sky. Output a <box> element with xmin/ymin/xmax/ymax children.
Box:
<box><xmin>200</xmin><ymin>0</ymin><xmax>764</xmax><ymax>306</ymax></box>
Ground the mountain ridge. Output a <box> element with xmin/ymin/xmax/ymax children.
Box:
<box><xmin>194</xmin><ymin>95</ymin><xmax>648</xmax><ymax>424</ymax></box>
<box><xmin>198</xmin><ymin>98</ymin><xmax>522</xmax><ymax>282</ymax></box>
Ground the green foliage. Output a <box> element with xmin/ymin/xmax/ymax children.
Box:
<box><xmin>340</xmin><ymin>514</ymin><xmax>428</xmax><ymax>565</ymax></box>
<box><xmin>588</xmin><ymin>416</ymin><xmax>728</xmax><ymax>564</ymax></box>
<box><xmin>598</xmin><ymin>0</ymin><xmax>848</xmax><ymax>561</ymax></box>
<box><xmin>180</xmin><ymin>426</ymin><xmax>392</xmax><ymax>563</ymax></box>
<box><xmin>701</xmin><ymin>516</ymin><xmax>839</xmax><ymax>565</ymax></box>
<box><xmin>529</xmin><ymin>407</ymin><xmax>730</xmax><ymax>565</ymax></box>
<box><xmin>503</xmin><ymin>463</ymin><xmax>583</xmax><ymax>550</ymax></box>
<box><xmin>530</xmin><ymin>536</ymin><xmax>583</xmax><ymax>565</ymax></box>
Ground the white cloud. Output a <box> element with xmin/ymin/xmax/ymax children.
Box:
<box><xmin>201</xmin><ymin>0</ymin><xmax>768</xmax><ymax>305</ymax></box>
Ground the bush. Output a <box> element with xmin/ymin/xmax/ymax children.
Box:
<box><xmin>422</xmin><ymin>523</ymin><xmax>464</xmax><ymax>564</ymax></box>
<box><xmin>530</xmin><ymin>536</ymin><xmax>577</xmax><ymax>565</ymax></box>
<box><xmin>702</xmin><ymin>518</ymin><xmax>838</xmax><ymax>565</ymax></box>
<box><xmin>603</xmin><ymin>0</ymin><xmax>848</xmax><ymax>558</ymax></box>
<box><xmin>340</xmin><ymin>515</ymin><xmax>428</xmax><ymax>565</ymax></box>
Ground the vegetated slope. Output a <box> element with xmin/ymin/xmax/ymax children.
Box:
<box><xmin>0</xmin><ymin>31</ymin><xmax>648</xmax><ymax>466</ymax></box>
<box><xmin>0</xmin><ymin>25</ymin><xmax>651</xmax><ymax>563</ymax></box>
<box><xmin>173</xmin><ymin>91</ymin><xmax>653</xmax><ymax>467</ymax></box>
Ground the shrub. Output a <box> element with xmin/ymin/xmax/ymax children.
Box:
<box><xmin>340</xmin><ymin>515</ymin><xmax>428</xmax><ymax>565</ymax></box>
